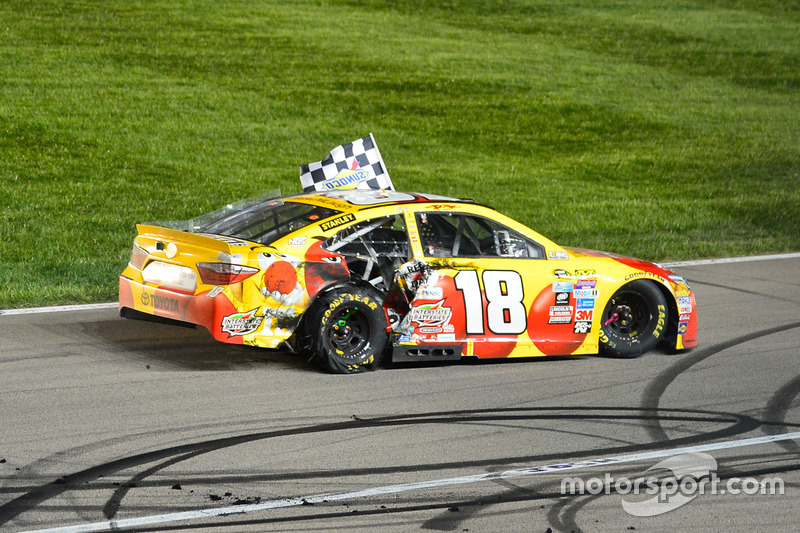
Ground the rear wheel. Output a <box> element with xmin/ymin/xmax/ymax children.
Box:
<box><xmin>309</xmin><ymin>285</ymin><xmax>388</xmax><ymax>373</ymax></box>
<box><xmin>599</xmin><ymin>280</ymin><xmax>668</xmax><ymax>358</ymax></box>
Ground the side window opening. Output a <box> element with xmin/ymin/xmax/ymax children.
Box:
<box><xmin>323</xmin><ymin>215</ymin><xmax>410</xmax><ymax>290</ymax></box>
<box><xmin>415</xmin><ymin>212</ymin><xmax>545</xmax><ymax>259</ymax></box>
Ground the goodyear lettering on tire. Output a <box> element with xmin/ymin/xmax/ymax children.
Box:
<box><xmin>653</xmin><ymin>305</ymin><xmax>666</xmax><ymax>339</ymax></box>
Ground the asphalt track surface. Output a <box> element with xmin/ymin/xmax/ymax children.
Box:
<box><xmin>1</xmin><ymin>256</ymin><xmax>799</xmax><ymax>532</ymax></box>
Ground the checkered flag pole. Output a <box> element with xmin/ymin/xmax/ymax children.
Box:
<box><xmin>299</xmin><ymin>133</ymin><xmax>394</xmax><ymax>192</ymax></box>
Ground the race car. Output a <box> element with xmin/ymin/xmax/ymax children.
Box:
<box><xmin>119</xmin><ymin>189</ymin><xmax>698</xmax><ymax>373</ymax></box>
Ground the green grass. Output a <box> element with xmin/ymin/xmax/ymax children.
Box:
<box><xmin>1</xmin><ymin>0</ymin><xmax>798</xmax><ymax>308</ymax></box>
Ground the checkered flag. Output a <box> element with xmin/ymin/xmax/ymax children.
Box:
<box><xmin>299</xmin><ymin>133</ymin><xmax>394</xmax><ymax>192</ymax></box>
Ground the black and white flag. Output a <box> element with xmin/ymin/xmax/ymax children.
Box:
<box><xmin>299</xmin><ymin>133</ymin><xmax>394</xmax><ymax>192</ymax></box>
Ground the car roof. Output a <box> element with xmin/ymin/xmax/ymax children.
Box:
<box><xmin>285</xmin><ymin>189</ymin><xmax>480</xmax><ymax>213</ymax></box>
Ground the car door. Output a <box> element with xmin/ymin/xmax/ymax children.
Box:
<box><xmin>400</xmin><ymin>208</ymin><xmax>593</xmax><ymax>358</ymax></box>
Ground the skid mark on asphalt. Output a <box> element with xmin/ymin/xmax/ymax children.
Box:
<box><xmin>640</xmin><ymin>322</ymin><xmax>800</xmax><ymax>441</ymax></box>
<box><xmin>0</xmin><ymin>407</ymin><xmax>763</xmax><ymax>530</ymax></box>
<box><xmin>16</xmin><ymin>431</ymin><xmax>800</xmax><ymax>533</ymax></box>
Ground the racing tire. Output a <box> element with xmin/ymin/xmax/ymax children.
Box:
<box><xmin>308</xmin><ymin>285</ymin><xmax>388</xmax><ymax>374</ymax></box>
<box><xmin>599</xmin><ymin>280</ymin><xmax>668</xmax><ymax>359</ymax></box>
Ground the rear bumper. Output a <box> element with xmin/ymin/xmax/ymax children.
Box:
<box><xmin>119</xmin><ymin>275</ymin><xmax>219</xmax><ymax>339</ymax></box>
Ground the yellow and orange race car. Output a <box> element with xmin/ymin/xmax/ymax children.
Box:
<box><xmin>120</xmin><ymin>189</ymin><xmax>698</xmax><ymax>373</ymax></box>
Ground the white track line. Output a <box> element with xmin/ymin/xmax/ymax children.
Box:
<box><xmin>0</xmin><ymin>303</ymin><xmax>118</xmax><ymax>316</ymax></box>
<box><xmin>19</xmin><ymin>430</ymin><xmax>800</xmax><ymax>533</ymax></box>
<box><xmin>662</xmin><ymin>252</ymin><xmax>800</xmax><ymax>268</ymax></box>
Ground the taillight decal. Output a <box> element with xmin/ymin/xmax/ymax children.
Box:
<box><xmin>196</xmin><ymin>262</ymin><xmax>259</xmax><ymax>286</ymax></box>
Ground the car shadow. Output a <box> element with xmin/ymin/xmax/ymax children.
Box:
<box><xmin>80</xmin><ymin>316</ymin><xmax>310</xmax><ymax>372</ymax></box>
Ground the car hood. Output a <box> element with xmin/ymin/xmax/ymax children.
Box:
<box><xmin>564</xmin><ymin>246</ymin><xmax>678</xmax><ymax>277</ymax></box>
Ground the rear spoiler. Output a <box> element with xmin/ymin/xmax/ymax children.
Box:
<box><xmin>136</xmin><ymin>224</ymin><xmax>255</xmax><ymax>254</ymax></box>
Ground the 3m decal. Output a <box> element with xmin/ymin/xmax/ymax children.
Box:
<box><xmin>575</xmin><ymin>309</ymin><xmax>594</xmax><ymax>322</ymax></box>
<box><xmin>455</xmin><ymin>270</ymin><xmax>526</xmax><ymax>335</ymax></box>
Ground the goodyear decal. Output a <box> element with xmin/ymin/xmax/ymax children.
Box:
<box><xmin>320</xmin><ymin>213</ymin><xmax>356</xmax><ymax>231</ymax></box>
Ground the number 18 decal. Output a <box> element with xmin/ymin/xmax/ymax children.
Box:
<box><xmin>455</xmin><ymin>270</ymin><xmax>526</xmax><ymax>335</ymax></box>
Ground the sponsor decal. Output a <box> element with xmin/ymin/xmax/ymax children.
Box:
<box><xmin>549</xmin><ymin>305</ymin><xmax>574</xmax><ymax>317</ymax></box>
<box><xmin>555</xmin><ymin>292</ymin><xmax>570</xmax><ymax>305</ymax></box>
<box><xmin>319</xmin><ymin>168</ymin><xmax>372</xmax><ymax>190</ymax></box>
<box><xmin>680</xmin><ymin>314</ymin><xmax>691</xmax><ymax>321</ymax></box>
<box><xmin>206</xmin><ymin>286</ymin><xmax>225</xmax><ymax>298</ymax></box>
<box><xmin>574</xmin><ymin>321</ymin><xmax>591</xmax><ymax>334</ymax></box>
<box><xmin>262</xmin><ymin>306</ymin><xmax>298</xmax><ymax>320</ymax></box>
<box><xmin>416</xmin><ymin>286</ymin><xmax>443</xmax><ymax>300</ymax></box>
<box><xmin>430</xmin><ymin>204</ymin><xmax>458</xmax><ymax>211</ymax></box>
<box><xmin>549</xmin><ymin>316</ymin><xmax>572</xmax><ymax>325</ymax></box>
<box><xmin>553</xmin><ymin>281</ymin><xmax>574</xmax><ymax>292</ymax></box>
<box><xmin>198</xmin><ymin>234</ymin><xmax>252</xmax><ymax>247</ymax></box>
<box><xmin>625</xmin><ymin>271</ymin><xmax>667</xmax><ymax>283</ymax></box>
<box><xmin>576</xmin><ymin>298</ymin><xmax>595</xmax><ymax>309</ymax></box>
<box><xmin>574</xmin><ymin>289</ymin><xmax>600</xmax><ymax>298</ymax></box>
<box><xmin>320</xmin><ymin>212</ymin><xmax>356</xmax><ymax>231</ymax></box>
<box><xmin>221</xmin><ymin>308</ymin><xmax>264</xmax><ymax>337</ymax></box>
<box><xmin>575</xmin><ymin>309</ymin><xmax>594</xmax><ymax>322</ymax></box>
<box><xmin>437</xmin><ymin>333</ymin><xmax>456</xmax><ymax>342</ymax></box>
<box><xmin>408</xmin><ymin>300</ymin><xmax>452</xmax><ymax>328</ymax></box>
<box><xmin>140</xmin><ymin>292</ymin><xmax>179</xmax><ymax>312</ymax></box>
<box><xmin>287</xmin><ymin>237</ymin><xmax>307</xmax><ymax>247</ymax></box>
<box><xmin>678</xmin><ymin>296</ymin><xmax>693</xmax><ymax>314</ymax></box>
<box><xmin>678</xmin><ymin>321</ymin><xmax>689</xmax><ymax>335</ymax></box>
<box><xmin>576</xmin><ymin>279</ymin><xmax>597</xmax><ymax>289</ymax></box>
<box><xmin>549</xmin><ymin>251</ymin><xmax>569</xmax><ymax>261</ymax></box>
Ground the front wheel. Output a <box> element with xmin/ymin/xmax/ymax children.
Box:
<box><xmin>599</xmin><ymin>280</ymin><xmax>668</xmax><ymax>358</ymax></box>
<box><xmin>309</xmin><ymin>286</ymin><xmax>388</xmax><ymax>373</ymax></box>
